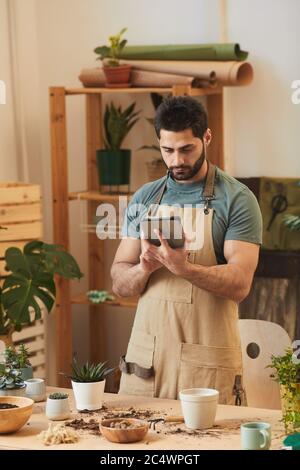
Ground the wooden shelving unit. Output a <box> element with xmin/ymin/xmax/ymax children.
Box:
<box><xmin>50</xmin><ymin>84</ymin><xmax>224</xmax><ymax>386</ymax></box>
<box><xmin>71</xmin><ymin>292</ymin><xmax>138</xmax><ymax>308</ymax></box>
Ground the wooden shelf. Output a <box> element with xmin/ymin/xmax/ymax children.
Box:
<box><xmin>71</xmin><ymin>292</ymin><xmax>138</xmax><ymax>308</ymax></box>
<box><xmin>69</xmin><ymin>190</ymin><xmax>133</xmax><ymax>203</ymax></box>
<box><xmin>65</xmin><ymin>86</ymin><xmax>223</xmax><ymax>97</ymax></box>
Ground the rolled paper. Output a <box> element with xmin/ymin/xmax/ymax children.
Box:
<box><xmin>119</xmin><ymin>60</ymin><xmax>253</xmax><ymax>86</ymax></box>
<box><xmin>78</xmin><ymin>68</ymin><xmax>106</xmax><ymax>87</ymax></box>
<box><xmin>118</xmin><ymin>43</ymin><xmax>248</xmax><ymax>61</ymax></box>
<box><xmin>78</xmin><ymin>67</ymin><xmax>217</xmax><ymax>88</ymax></box>
<box><xmin>130</xmin><ymin>69</ymin><xmax>217</xmax><ymax>88</ymax></box>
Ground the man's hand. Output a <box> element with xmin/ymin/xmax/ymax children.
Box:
<box><xmin>142</xmin><ymin>229</ymin><xmax>190</xmax><ymax>276</ymax></box>
<box><xmin>139</xmin><ymin>236</ymin><xmax>163</xmax><ymax>274</ymax></box>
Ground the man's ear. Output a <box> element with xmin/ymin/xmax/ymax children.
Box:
<box><xmin>204</xmin><ymin>128</ymin><xmax>212</xmax><ymax>146</ymax></box>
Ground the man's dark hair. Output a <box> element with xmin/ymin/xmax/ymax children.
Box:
<box><xmin>154</xmin><ymin>96</ymin><xmax>208</xmax><ymax>140</ymax></box>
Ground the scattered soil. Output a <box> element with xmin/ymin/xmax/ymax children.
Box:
<box><xmin>66</xmin><ymin>418</ymin><xmax>100</xmax><ymax>435</ymax></box>
<box><xmin>0</xmin><ymin>403</ymin><xmax>19</xmax><ymax>410</ymax></box>
<box><xmin>65</xmin><ymin>404</ymin><xmax>279</xmax><ymax>444</ymax></box>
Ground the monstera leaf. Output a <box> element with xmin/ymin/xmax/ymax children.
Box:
<box><xmin>1</xmin><ymin>241</ymin><xmax>83</xmax><ymax>330</ymax></box>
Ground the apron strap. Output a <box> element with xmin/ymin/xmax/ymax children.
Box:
<box><xmin>119</xmin><ymin>355</ymin><xmax>154</xmax><ymax>379</ymax></box>
<box><xmin>148</xmin><ymin>160</ymin><xmax>216</xmax><ymax>216</ymax></box>
<box><xmin>203</xmin><ymin>161</ymin><xmax>216</xmax><ymax>214</ymax></box>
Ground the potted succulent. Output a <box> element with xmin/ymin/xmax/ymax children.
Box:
<box><xmin>62</xmin><ymin>358</ymin><xmax>114</xmax><ymax>411</ymax></box>
<box><xmin>0</xmin><ymin>363</ymin><xmax>26</xmax><ymax>397</ymax></box>
<box><xmin>46</xmin><ymin>392</ymin><xmax>70</xmax><ymax>421</ymax></box>
<box><xmin>3</xmin><ymin>344</ymin><xmax>33</xmax><ymax>381</ymax></box>
<box><xmin>267</xmin><ymin>348</ymin><xmax>300</xmax><ymax>434</ymax></box>
<box><xmin>94</xmin><ymin>27</ymin><xmax>131</xmax><ymax>87</ymax></box>
<box><xmin>96</xmin><ymin>101</ymin><xmax>139</xmax><ymax>190</ymax></box>
<box><xmin>0</xmin><ymin>240</ymin><xmax>83</xmax><ymax>348</ymax></box>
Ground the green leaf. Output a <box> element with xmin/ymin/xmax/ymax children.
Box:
<box><xmin>94</xmin><ymin>46</ymin><xmax>110</xmax><ymax>58</ymax></box>
<box><xmin>119</xmin><ymin>27</ymin><xmax>127</xmax><ymax>36</ymax></box>
<box><xmin>4</xmin><ymin>248</ymin><xmax>31</xmax><ymax>277</ymax></box>
<box><xmin>103</xmin><ymin>102</ymin><xmax>139</xmax><ymax>150</ymax></box>
<box><xmin>119</xmin><ymin>39</ymin><xmax>127</xmax><ymax>51</ymax></box>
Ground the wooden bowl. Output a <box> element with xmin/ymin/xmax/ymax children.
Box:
<box><xmin>0</xmin><ymin>396</ymin><xmax>34</xmax><ymax>434</ymax></box>
<box><xmin>100</xmin><ymin>418</ymin><xmax>149</xmax><ymax>443</ymax></box>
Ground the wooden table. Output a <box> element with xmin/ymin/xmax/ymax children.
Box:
<box><xmin>0</xmin><ymin>387</ymin><xmax>286</xmax><ymax>450</ymax></box>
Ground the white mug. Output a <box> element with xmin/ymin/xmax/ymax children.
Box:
<box><xmin>25</xmin><ymin>378</ymin><xmax>46</xmax><ymax>402</ymax></box>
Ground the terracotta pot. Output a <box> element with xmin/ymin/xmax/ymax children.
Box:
<box><xmin>103</xmin><ymin>64</ymin><xmax>132</xmax><ymax>88</ymax></box>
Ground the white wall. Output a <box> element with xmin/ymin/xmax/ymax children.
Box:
<box><xmin>0</xmin><ymin>0</ymin><xmax>18</xmax><ymax>180</ymax></box>
<box><xmin>1</xmin><ymin>0</ymin><xmax>300</xmax><ymax>385</ymax></box>
<box><xmin>226</xmin><ymin>0</ymin><xmax>300</xmax><ymax>177</ymax></box>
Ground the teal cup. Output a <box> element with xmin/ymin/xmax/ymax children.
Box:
<box><xmin>241</xmin><ymin>422</ymin><xmax>271</xmax><ymax>450</ymax></box>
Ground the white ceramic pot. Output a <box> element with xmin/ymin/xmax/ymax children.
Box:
<box><xmin>0</xmin><ymin>385</ymin><xmax>27</xmax><ymax>397</ymax></box>
<box><xmin>71</xmin><ymin>379</ymin><xmax>105</xmax><ymax>411</ymax></box>
<box><xmin>46</xmin><ymin>396</ymin><xmax>71</xmax><ymax>421</ymax></box>
<box><xmin>179</xmin><ymin>388</ymin><xmax>219</xmax><ymax>430</ymax></box>
<box><xmin>25</xmin><ymin>378</ymin><xmax>46</xmax><ymax>402</ymax></box>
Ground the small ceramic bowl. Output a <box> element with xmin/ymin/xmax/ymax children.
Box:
<box><xmin>0</xmin><ymin>396</ymin><xmax>34</xmax><ymax>434</ymax></box>
<box><xmin>100</xmin><ymin>418</ymin><xmax>149</xmax><ymax>443</ymax></box>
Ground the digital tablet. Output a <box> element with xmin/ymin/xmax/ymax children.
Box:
<box><xmin>140</xmin><ymin>215</ymin><xmax>184</xmax><ymax>249</ymax></box>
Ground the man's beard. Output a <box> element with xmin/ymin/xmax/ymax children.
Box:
<box><xmin>168</xmin><ymin>148</ymin><xmax>206</xmax><ymax>181</ymax></box>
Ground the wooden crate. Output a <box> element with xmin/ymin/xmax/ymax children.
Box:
<box><xmin>0</xmin><ymin>182</ymin><xmax>46</xmax><ymax>378</ymax></box>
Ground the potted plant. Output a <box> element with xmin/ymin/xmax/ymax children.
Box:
<box><xmin>96</xmin><ymin>102</ymin><xmax>139</xmax><ymax>190</ymax></box>
<box><xmin>267</xmin><ymin>348</ymin><xmax>300</xmax><ymax>434</ymax></box>
<box><xmin>94</xmin><ymin>27</ymin><xmax>131</xmax><ymax>87</ymax></box>
<box><xmin>139</xmin><ymin>93</ymin><xmax>168</xmax><ymax>181</ymax></box>
<box><xmin>3</xmin><ymin>344</ymin><xmax>33</xmax><ymax>381</ymax></box>
<box><xmin>46</xmin><ymin>392</ymin><xmax>70</xmax><ymax>421</ymax></box>
<box><xmin>0</xmin><ymin>240</ymin><xmax>83</xmax><ymax>348</ymax></box>
<box><xmin>62</xmin><ymin>358</ymin><xmax>114</xmax><ymax>411</ymax></box>
<box><xmin>0</xmin><ymin>363</ymin><xmax>26</xmax><ymax>397</ymax></box>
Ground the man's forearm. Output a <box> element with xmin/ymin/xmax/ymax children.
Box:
<box><xmin>111</xmin><ymin>262</ymin><xmax>151</xmax><ymax>298</ymax></box>
<box><xmin>182</xmin><ymin>262</ymin><xmax>249</xmax><ymax>303</ymax></box>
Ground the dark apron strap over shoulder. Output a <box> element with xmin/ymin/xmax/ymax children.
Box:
<box><xmin>148</xmin><ymin>160</ymin><xmax>216</xmax><ymax>216</ymax></box>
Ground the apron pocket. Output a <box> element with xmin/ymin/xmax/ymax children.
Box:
<box><xmin>178</xmin><ymin>343</ymin><xmax>242</xmax><ymax>405</ymax></box>
<box><xmin>119</xmin><ymin>331</ymin><xmax>155</xmax><ymax>397</ymax></box>
<box><xmin>145</xmin><ymin>253</ymin><xmax>196</xmax><ymax>304</ymax></box>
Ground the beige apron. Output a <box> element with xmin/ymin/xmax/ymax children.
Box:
<box><xmin>119</xmin><ymin>162</ymin><xmax>243</xmax><ymax>405</ymax></box>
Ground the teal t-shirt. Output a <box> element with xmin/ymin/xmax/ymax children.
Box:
<box><xmin>121</xmin><ymin>167</ymin><xmax>263</xmax><ymax>264</ymax></box>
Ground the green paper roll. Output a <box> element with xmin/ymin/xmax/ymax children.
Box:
<box><xmin>118</xmin><ymin>43</ymin><xmax>248</xmax><ymax>61</ymax></box>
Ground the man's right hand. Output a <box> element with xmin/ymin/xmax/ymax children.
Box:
<box><xmin>139</xmin><ymin>238</ymin><xmax>163</xmax><ymax>273</ymax></box>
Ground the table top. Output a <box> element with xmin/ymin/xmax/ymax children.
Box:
<box><xmin>0</xmin><ymin>387</ymin><xmax>286</xmax><ymax>450</ymax></box>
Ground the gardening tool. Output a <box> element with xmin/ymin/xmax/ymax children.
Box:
<box><xmin>148</xmin><ymin>415</ymin><xmax>184</xmax><ymax>430</ymax></box>
<box><xmin>266</xmin><ymin>194</ymin><xmax>288</xmax><ymax>231</ymax></box>
<box><xmin>232</xmin><ymin>374</ymin><xmax>245</xmax><ymax>406</ymax></box>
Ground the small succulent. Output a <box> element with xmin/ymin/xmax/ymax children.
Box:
<box><xmin>0</xmin><ymin>363</ymin><xmax>25</xmax><ymax>390</ymax></box>
<box><xmin>63</xmin><ymin>358</ymin><xmax>115</xmax><ymax>383</ymax></box>
<box><xmin>3</xmin><ymin>344</ymin><xmax>31</xmax><ymax>368</ymax></box>
<box><xmin>48</xmin><ymin>392</ymin><xmax>68</xmax><ymax>400</ymax></box>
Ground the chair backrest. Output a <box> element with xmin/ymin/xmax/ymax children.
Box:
<box><xmin>238</xmin><ymin>319</ymin><xmax>291</xmax><ymax>410</ymax></box>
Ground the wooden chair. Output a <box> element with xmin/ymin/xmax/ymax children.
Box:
<box><xmin>238</xmin><ymin>319</ymin><xmax>291</xmax><ymax>409</ymax></box>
